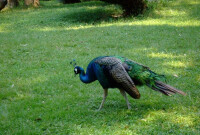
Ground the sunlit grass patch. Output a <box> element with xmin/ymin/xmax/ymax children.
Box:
<box><xmin>148</xmin><ymin>52</ymin><xmax>184</xmax><ymax>59</ymax></box>
<box><xmin>164</xmin><ymin>61</ymin><xmax>187</xmax><ymax>68</ymax></box>
<box><xmin>142</xmin><ymin>110</ymin><xmax>195</xmax><ymax>127</ymax></box>
<box><xmin>197</xmin><ymin>75</ymin><xmax>200</xmax><ymax>82</ymax></box>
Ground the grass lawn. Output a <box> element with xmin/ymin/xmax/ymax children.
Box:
<box><xmin>0</xmin><ymin>0</ymin><xmax>199</xmax><ymax>134</ymax></box>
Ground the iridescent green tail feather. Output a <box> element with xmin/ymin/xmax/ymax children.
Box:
<box><xmin>114</xmin><ymin>56</ymin><xmax>186</xmax><ymax>96</ymax></box>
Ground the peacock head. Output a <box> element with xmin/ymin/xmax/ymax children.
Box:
<box><xmin>74</xmin><ymin>66</ymin><xmax>83</xmax><ymax>75</ymax></box>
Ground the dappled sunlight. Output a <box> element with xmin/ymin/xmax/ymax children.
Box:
<box><xmin>30</xmin><ymin>0</ymin><xmax>200</xmax><ymax>32</ymax></box>
<box><xmin>174</xmin><ymin>0</ymin><xmax>200</xmax><ymax>5</ymax></box>
<box><xmin>67</xmin><ymin>107</ymin><xmax>197</xmax><ymax>134</ymax></box>
<box><xmin>148</xmin><ymin>52</ymin><xmax>184</xmax><ymax>59</ymax></box>
<box><xmin>0</xmin><ymin>29</ymin><xmax>5</xmax><ymax>33</ymax></box>
<box><xmin>87</xmin><ymin>6</ymin><xmax>98</xmax><ymax>10</ymax></box>
<box><xmin>0</xmin><ymin>24</ymin><xmax>11</xmax><ymax>33</ymax></box>
<box><xmin>197</xmin><ymin>75</ymin><xmax>200</xmax><ymax>82</ymax></box>
<box><xmin>171</xmin><ymin>115</ymin><xmax>194</xmax><ymax>127</ymax></box>
<box><xmin>70</xmin><ymin>123</ymin><xmax>140</xmax><ymax>135</ymax></box>
<box><xmin>158</xmin><ymin>9</ymin><xmax>187</xmax><ymax>17</ymax></box>
<box><xmin>190</xmin><ymin>0</ymin><xmax>200</xmax><ymax>5</ymax></box>
<box><xmin>121</xmin><ymin>17</ymin><xmax>200</xmax><ymax>27</ymax></box>
<box><xmin>153</xmin><ymin>0</ymin><xmax>200</xmax><ymax>18</ymax></box>
<box><xmin>164</xmin><ymin>61</ymin><xmax>187</xmax><ymax>68</ymax></box>
<box><xmin>1</xmin><ymin>0</ymin><xmax>199</xmax><ymax>34</ymax></box>
<box><xmin>126</xmin><ymin>47</ymin><xmax>156</xmax><ymax>59</ymax></box>
<box><xmin>32</xmin><ymin>17</ymin><xmax>200</xmax><ymax>32</ymax></box>
<box><xmin>124</xmin><ymin>48</ymin><xmax>192</xmax><ymax>76</ymax></box>
<box><xmin>34</xmin><ymin>25</ymin><xmax>97</xmax><ymax>31</ymax></box>
<box><xmin>141</xmin><ymin>110</ymin><xmax>195</xmax><ymax>127</ymax></box>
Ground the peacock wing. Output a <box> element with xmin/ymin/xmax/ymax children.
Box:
<box><xmin>95</xmin><ymin>56</ymin><xmax>122</xmax><ymax>66</ymax></box>
<box><xmin>95</xmin><ymin>57</ymin><xmax>141</xmax><ymax>99</ymax></box>
<box><xmin>110</xmin><ymin>63</ymin><xmax>141</xmax><ymax>99</ymax></box>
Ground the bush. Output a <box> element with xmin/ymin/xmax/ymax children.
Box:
<box><xmin>101</xmin><ymin>0</ymin><xmax>147</xmax><ymax>16</ymax></box>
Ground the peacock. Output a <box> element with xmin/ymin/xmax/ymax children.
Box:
<box><xmin>73</xmin><ymin>56</ymin><xmax>186</xmax><ymax>110</ymax></box>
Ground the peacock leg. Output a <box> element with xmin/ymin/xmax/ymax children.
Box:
<box><xmin>120</xmin><ymin>89</ymin><xmax>131</xmax><ymax>109</ymax></box>
<box><xmin>98</xmin><ymin>89</ymin><xmax>108</xmax><ymax>111</ymax></box>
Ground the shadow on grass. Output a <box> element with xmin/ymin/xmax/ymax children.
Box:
<box><xmin>41</xmin><ymin>1</ymin><xmax>110</xmax><ymax>9</ymax></box>
<box><xmin>60</xmin><ymin>1</ymin><xmax>123</xmax><ymax>24</ymax></box>
<box><xmin>61</xmin><ymin>7</ymin><xmax>120</xmax><ymax>24</ymax></box>
<box><xmin>39</xmin><ymin>1</ymin><xmax>123</xmax><ymax>24</ymax></box>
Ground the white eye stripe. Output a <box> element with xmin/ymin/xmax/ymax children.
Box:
<box><xmin>74</xmin><ymin>68</ymin><xmax>78</xmax><ymax>72</ymax></box>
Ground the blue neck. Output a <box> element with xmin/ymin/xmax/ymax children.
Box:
<box><xmin>79</xmin><ymin>67</ymin><xmax>96</xmax><ymax>84</ymax></box>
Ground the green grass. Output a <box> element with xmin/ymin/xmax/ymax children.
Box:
<box><xmin>0</xmin><ymin>0</ymin><xmax>200</xmax><ymax>134</ymax></box>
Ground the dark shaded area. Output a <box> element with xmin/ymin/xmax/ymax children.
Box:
<box><xmin>101</xmin><ymin>0</ymin><xmax>147</xmax><ymax>16</ymax></box>
<box><xmin>59</xmin><ymin>0</ymin><xmax>146</xmax><ymax>16</ymax></box>
<box><xmin>42</xmin><ymin>0</ymin><xmax>109</xmax><ymax>9</ymax></box>
<box><xmin>59</xmin><ymin>0</ymin><xmax>81</xmax><ymax>4</ymax></box>
<box><xmin>61</xmin><ymin>7</ymin><xmax>120</xmax><ymax>24</ymax></box>
<box><xmin>0</xmin><ymin>0</ymin><xmax>7</xmax><ymax>10</ymax></box>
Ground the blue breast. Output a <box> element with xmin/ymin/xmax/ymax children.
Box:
<box><xmin>92</xmin><ymin>59</ymin><xmax>117</xmax><ymax>89</ymax></box>
<box><xmin>81</xmin><ymin>56</ymin><xmax>117</xmax><ymax>89</ymax></box>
